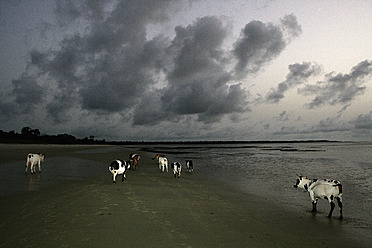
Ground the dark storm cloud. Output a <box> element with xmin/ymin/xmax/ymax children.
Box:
<box><xmin>2</xmin><ymin>0</ymin><xmax>301</xmax><ymax>127</ymax></box>
<box><xmin>233</xmin><ymin>14</ymin><xmax>301</xmax><ymax>77</ymax></box>
<box><xmin>157</xmin><ymin>16</ymin><xmax>249</xmax><ymax>124</ymax></box>
<box><xmin>132</xmin><ymin>90</ymin><xmax>167</xmax><ymax>126</ymax></box>
<box><xmin>11</xmin><ymin>74</ymin><xmax>45</xmax><ymax>113</ymax></box>
<box><xmin>26</xmin><ymin>0</ymin><xmax>182</xmax><ymax>120</ymax></box>
<box><xmin>266</xmin><ymin>61</ymin><xmax>321</xmax><ymax>103</ymax></box>
<box><xmin>299</xmin><ymin>60</ymin><xmax>372</xmax><ymax>108</ymax></box>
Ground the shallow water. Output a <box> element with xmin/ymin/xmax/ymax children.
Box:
<box><xmin>140</xmin><ymin>142</ymin><xmax>372</xmax><ymax>238</ymax></box>
<box><xmin>1</xmin><ymin>142</ymin><xmax>371</xmax><ymax>240</ymax></box>
<box><xmin>0</xmin><ymin>156</ymin><xmax>105</xmax><ymax>196</ymax></box>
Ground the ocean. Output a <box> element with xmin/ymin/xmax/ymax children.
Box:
<box><xmin>140</xmin><ymin>141</ymin><xmax>372</xmax><ymax>240</ymax></box>
<box><xmin>1</xmin><ymin>142</ymin><xmax>371</xmax><ymax>240</ymax></box>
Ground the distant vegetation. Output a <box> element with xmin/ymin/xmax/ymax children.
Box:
<box><xmin>0</xmin><ymin>127</ymin><xmax>106</xmax><ymax>145</ymax></box>
<box><xmin>0</xmin><ymin>127</ymin><xmax>335</xmax><ymax>145</ymax></box>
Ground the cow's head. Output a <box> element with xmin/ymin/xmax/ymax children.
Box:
<box><xmin>293</xmin><ymin>175</ymin><xmax>308</xmax><ymax>189</ymax></box>
<box><xmin>153</xmin><ymin>154</ymin><xmax>165</xmax><ymax>160</ymax></box>
<box><xmin>39</xmin><ymin>154</ymin><xmax>45</xmax><ymax>162</ymax></box>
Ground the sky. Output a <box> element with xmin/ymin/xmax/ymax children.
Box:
<box><xmin>0</xmin><ymin>0</ymin><xmax>372</xmax><ymax>141</ymax></box>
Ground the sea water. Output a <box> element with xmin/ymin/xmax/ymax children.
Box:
<box><xmin>1</xmin><ymin>142</ymin><xmax>371</xmax><ymax>240</ymax></box>
<box><xmin>142</xmin><ymin>142</ymin><xmax>372</xmax><ymax>240</ymax></box>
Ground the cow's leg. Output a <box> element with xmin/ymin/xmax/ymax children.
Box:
<box><xmin>312</xmin><ymin>200</ymin><xmax>317</xmax><ymax>212</ymax></box>
<box><xmin>122</xmin><ymin>172</ymin><xmax>126</xmax><ymax>182</ymax></box>
<box><xmin>336</xmin><ymin>197</ymin><xmax>343</xmax><ymax>220</ymax></box>
<box><xmin>31</xmin><ymin>162</ymin><xmax>35</xmax><ymax>174</ymax></box>
<box><xmin>310</xmin><ymin>192</ymin><xmax>317</xmax><ymax>212</ymax></box>
<box><xmin>328</xmin><ymin>201</ymin><xmax>335</xmax><ymax>218</ymax></box>
<box><xmin>38</xmin><ymin>161</ymin><xmax>41</xmax><ymax>173</ymax></box>
<box><xmin>112</xmin><ymin>172</ymin><xmax>117</xmax><ymax>183</ymax></box>
<box><xmin>25</xmin><ymin>162</ymin><xmax>29</xmax><ymax>174</ymax></box>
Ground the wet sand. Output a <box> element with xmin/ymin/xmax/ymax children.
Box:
<box><xmin>0</xmin><ymin>144</ymin><xmax>369</xmax><ymax>247</ymax></box>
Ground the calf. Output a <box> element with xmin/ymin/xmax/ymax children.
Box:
<box><xmin>186</xmin><ymin>160</ymin><xmax>193</xmax><ymax>173</ymax></box>
<box><xmin>171</xmin><ymin>162</ymin><xmax>182</xmax><ymax>178</ymax></box>
<box><xmin>153</xmin><ymin>154</ymin><xmax>168</xmax><ymax>172</ymax></box>
<box><xmin>25</xmin><ymin>153</ymin><xmax>44</xmax><ymax>174</ymax></box>
<box><xmin>108</xmin><ymin>160</ymin><xmax>130</xmax><ymax>183</ymax></box>
<box><xmin>294</xmin><ymin>175</ymin><xmax>343</xmax><ymax>219</ymax></box>
<box><xmin>129</xmin><ymin>154</ymin><xmax>140</xmax><ymax>170</ymax></box>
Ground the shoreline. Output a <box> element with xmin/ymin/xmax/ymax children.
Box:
<box><xmin>0</xmin><ymin>144</ymin><xmax>370</xmax><ymax>247</ymax></box>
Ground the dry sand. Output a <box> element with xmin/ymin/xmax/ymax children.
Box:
<box><xmin>0</xmin><ymin>144</ymin><xmax>369</xmax><ymax>247</ymax></box>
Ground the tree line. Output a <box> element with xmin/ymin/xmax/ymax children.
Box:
<box><xmin>0</xmin><ymin>127</ymin><xmax>106</xmax><ymax>144</ymax></box>
<box><xmin>0</xmin><ymin>127</ymin><xmax>334</xmax><ymax>145</ymax></box>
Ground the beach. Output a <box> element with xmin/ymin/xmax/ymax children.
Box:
<box><xmin>0</xmin><ymin>144</ymin><xmax>370</xmax><ymax>247</ymax></box>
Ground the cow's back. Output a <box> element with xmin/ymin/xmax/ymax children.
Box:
<box><xmin>312</xmin><ymin>183</ymin><xmax>341</xmax><ymax>198</ymax></box>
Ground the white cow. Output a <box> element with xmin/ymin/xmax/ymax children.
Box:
<box><xmin>25</xmin><ymin>153</ymin><xmax>44</xmax><ymax>174</ymax></box>
<box><xmin>153</xmin><ymin>154</ymin><xmax>168</xmax><ymax>172</ymax></box>
<box><xmin>171</xmin><ymin>162</ymin><xmax>182</xmax><ymax>178</ymax></box>
<box><xmin>158</xmin><ymin>157</ymin><xmax>168</xmax><ymax>172</ymax></box>
<box><xmin>294</xmin><ymin>175</ymin><xmax>343</xmax><ymax>219</ymax></box>
<box><xmin>108</xmin><ymin>160</ymin><xmax>130</xmax><ymax>183</ymax></box>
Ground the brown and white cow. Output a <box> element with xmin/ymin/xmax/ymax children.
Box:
<box><xmin>129</xmin><ymin>154</ymin><xmax>140</xmax><ymax>170</ymax></box>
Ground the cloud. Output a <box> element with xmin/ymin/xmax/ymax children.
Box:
<box><xmin>157</xmin><ymin>16</ymin><xmax>249</xmax><ymax>124</ymax></box>
<box><xmin>353</xmin><ymin>111</ymin><xmax>372</xmax><ymax>130</ymax></box>
<box><xmin>11</xmin><ymin>74</ymin><xmax>46</xmax><ymax>114</ymax></box>
<box><xmin>280</xmin><ymin>13</ymin><xmax>302</xmax><ymax>41</ymax></box>
<box><xmin>278</xmin><ymin>111</ymin><xmax>289</xmax><ymax>121</ymax></box>
<box><xmin>0</xmin><ymin>0</ymin><xmax>302</xmax><ymax>133</ymax></box>
<box><xmin>299</xmin><ymin>60</ymin><xmax>372</xmax><ymax>108</ymax></box>
<box><xmin>232</xmin><ymin>14</ymin><xmax>302</xmax><ymax>77</ymax></box>
<box><xmin>336</xmin><ymin>104</ymin><xmax>351</xmax><ymax>118</ymax></box>
<box><xmin>266</xmin><ymin>61</ymin><xmax>321</xmax><ymax>103</ymax></box>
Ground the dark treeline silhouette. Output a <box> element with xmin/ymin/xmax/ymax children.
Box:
<box><xmin>0</xmin><ymin>127</ymin><xmax>336</xmax><ymax>145</ymax></box>
<box><xmin>0</xmin><ymin>127</ymin><xmax>105</xmax><ymax>144</ymax></box>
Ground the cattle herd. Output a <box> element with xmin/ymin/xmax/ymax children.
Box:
<box><xmin>24</xmin><ymin>152</ymin><xmax>343</xmax><ymax>220</ymax></box>
<box><xmin>107</xmin><ymin>153</ymin><xmax>194</xmax><ymax>182</ymax></box>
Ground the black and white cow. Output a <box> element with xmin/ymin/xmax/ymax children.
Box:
<box><xmin>25</xmin><ymin>153</ymin><xmax>44</xmax><ymax>174</ymax></box>
<box><xmin>108</xmin><ymin>160</ymin><xmax>130</xmax><ymax>183</ymax></box>
<box><xmin>171</xmin><ymin>162</ymin><xmax>182</xmax><ymax>178</ymax></box>
<box><xmin>186</xmin><ymin>160</ymin><xmax>193</xmax><ymax>173</ymax></box>
<box><xmin>294</xmin><ymin>175</ymin><xmax>343</xmax><ymax>219</ymax></box>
